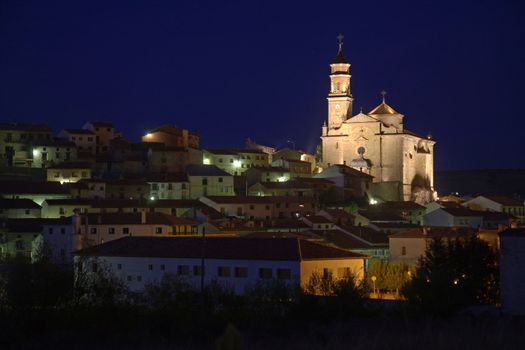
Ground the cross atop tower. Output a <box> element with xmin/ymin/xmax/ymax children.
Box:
<box><xmin>381</xmin><ymin>90</ymin><xmax>387</xmax><ymax>103</ymax></box>
<box><xmin>337</xmin><ymin>33</ymin><xmax>344</xmax><ymax>51</ymax></box>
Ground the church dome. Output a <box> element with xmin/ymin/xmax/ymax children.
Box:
<box><xmin>368</xmin><ymin>101</ymin><xmax>399</xmax><ymax>115</ymax></box>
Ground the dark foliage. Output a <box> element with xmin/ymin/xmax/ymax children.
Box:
<box><xmin>402</xmin><ymin>236</ymin><xmax>499</xmax><ymax>316</ymax></box>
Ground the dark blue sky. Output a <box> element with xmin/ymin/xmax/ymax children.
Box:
<box><xmin>1</xmin><ymin>0</ymin><xmax>523</xmax><ymax>170</ymax></box>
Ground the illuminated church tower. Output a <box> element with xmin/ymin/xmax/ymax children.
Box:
<box><xmin>321</xmin><ymin>35</ymin><xmax>436</xmax><ymax>204</ymax></box>
<box><xmin>327</xmin><ymin>34</ymin><xmax>353</xmax><ymax>129</ymax></box>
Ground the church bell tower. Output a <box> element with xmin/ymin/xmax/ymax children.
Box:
<box><xmin>327</xmin><ymin>34</ymin><xmax>353</xmax><ymax>129</ymax></box>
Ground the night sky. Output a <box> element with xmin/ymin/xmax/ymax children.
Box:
<box><xmin>1</xmin><ymin>0</ymin><xmax>523</xmax><ymax>170</ymax></box>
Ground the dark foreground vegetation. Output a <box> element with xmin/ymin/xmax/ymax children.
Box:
<box><xmin>0</xmin><ymin>236</ymin><xmax>520</xmax><ymax>349</ymax></box>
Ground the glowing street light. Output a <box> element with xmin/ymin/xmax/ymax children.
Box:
<box><xmin>233</xmin><ymin>160</ymin><xmax>241</xmax><ymax>168</ymax></box>
<box><xmin>278</xmin><ymin>176</ymin><xmax>286</xmax><ymax>182</ymax></box>
<box><xmin>203</xmin><ymin>158</ymin><xmax>211</xmax><ymax>165</ymax></box>
<box><xmin>371</xmin><ymin>275</ymin><xmax>377</xmax><ymax>297</ymax></box>
<box><xmin>150</xmin><ymin>196</ymin><xmax>155</xmax><ymax>201</ymax></box>
<box><xmin>32</xmin><ymin>149</ymin><xmax>39</xmax><ymax>157</ymax></box>
<box><xmin>369</xmin><ymin>198</ymin><xmax>378</xmax><ymax>205</ymax></box>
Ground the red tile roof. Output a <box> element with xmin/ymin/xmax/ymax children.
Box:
<box><xmin>482</xmin><ymin>195</ymin><xmax>523</xmax><ymax>207</ymax></box>
<box><xmin>74</xmin><ymin>236</ymin><xmax>367</xmax><ymax>261</ymax></box>
<box><xmin>389</xmin><ymin>226</ymin><xmax>477</xmax><ymax>239</ymax></box>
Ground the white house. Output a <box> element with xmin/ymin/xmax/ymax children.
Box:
<box><xmin>463</xmin><ymin>195</ymin><xmax>525</xmax><ymax>221</ymax></box>
<box><xmin>42</xmin><ymin>212</ymin><xmax>199</xmax><ymax>264</ymax></box>
<box><xmin>73</xmin><ymin>236</ymin><xmax>367</xmax><ymax>294</ymax></box>
<box><xmin>499</xmin><ymin>228</ymin><xmax>525</xmax><ymax>315</ymax></box>
<box><xmin>423</xmin><ymin>207</ymin><xmax>483</xmax><ymax>228</ymax></box>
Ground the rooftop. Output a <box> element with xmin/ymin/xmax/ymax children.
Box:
<box><xmin>389</xmin><ymin>226</ymin><xmax>477</xmax><ymax>239</ymax></box>
<box><xmin>0</xmin><ymin>122</ymin><xmax>52</xmax><ymax>132</ymax></box>
<box><xmin>0</xmin><ymin>199</ymin><xmax>41</xmax><ymax>209</ymax></box>
<box><xmin>186</xmin><ymin>164</ymin><xmax>231</xmax><ymax>177</ymax></box>
<box><xmin>482</xmin><ymin>195</ymin><xmax>524</xmax><ymax>207</ymax></box>
<box><xmin>75</xmin><ymin>236</ymin><xmax>367</xmax><ymax>261</ymax></box>
<box><xmin>62</xmin><ymin>128</ymin><xmax>95</xmax><ymax>135</ymax></box>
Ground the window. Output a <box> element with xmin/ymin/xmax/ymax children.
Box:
<box><xmin>249</xmin><ymin>205</ymin><xmax>255</xmax><ymax>210</ymax></box>
<box><xmin>202</xmin><ymin>178</ymin><xmax>208</xmax><ymax>185</ymax></box>
<box><xmin>48</xmin><ymin>228</ymin><xmax>53</xmax><ymax>235</ymax></box>
<box><xmin>235</xmin><ymin>267</ymin><xmax>248</xmax><ymax>278</ymax></box>
<box><xmin>218</xmin><ymin>266</ymin><xmax>231</xmax><ymax>277</ymax></box>
<box><xmin>178</xmin><ymin>265</ymin><xmax>190</xmax><ymax>275</ymax></box>
<box><xmin>148</xmin><ymin>264</ymin><xmax>153</xmax><ymax>270</ymax></box>
<box><xmin>137</xmin><ymin>276</ymin><xmax>142</xmax><ymax>282</ymax></box>
<box><xmin>127</xmin><ymin>276</ymin><xmax>132</xmax><ymax>282</ymax></box>
<box><xmin>155</xmin><ymin>227</ymin><xmax>163</xmax><ymax>234</ymax></box>
<box><xmin>92</xmin><ymin>263</ymin><xmax>98</xmax><ymax>273</ymax></box>
<box><xmin>25</xmin><ymin>209</ymin><xmax>30</xmax><ymax>215</ymax></box>
<box><xmin>258</xmin><ymin>268</ymin><xmax>272</xmax><ymax>279</ymax></box>
<box><xmin>277</xmin><ymin>268</ymin><xmax>291</xmax><ymax>280</ymax></box>
<box><xmin>323</xmin><ymin>268</ymin><xmax>333</xmax><ymax>279</ymax></box>
<box><xmin>123</xmin><ymin>227</ymin><xmax>129</xmax><ymax>234</ymax></box>
<box><xmin>59</xmin><ymin>207</ymin><xmax>65</xmax><ymax>215</ymax></box>
<box><xmin>117</xmin><ymin>264</ymin><xmax>122</xmax><ymax>270</ymax></box>
<box><xmin>15</xmin><ymin>240</ymin><xmax>24</xmax><ymax>250</ymax></box>
<box><xmin>60</xmin><ymin>227</ymin><xmax>66</xmax><ymax>234</ymax></box>
<box><xmin>401</xmin><ymin>246</ymin><xmax>406</xmax><ymax>256</ymax></box>
<box><xmin>218</xmin><ymin>177</ymin><xmax>223</xmax><ymax>183</ymax></box>
<box><xmin>160</xmin><ymin>264</ymin><xmax>165</xmax><ymax>271</ymax></box>
<box><xmin>90</xmin><ymin>228</ymin><xmax>97</xmax><ymax>234</ymax></box>
<box><xmin>337</xmin><ymin>267</ymin><xmax>351</xmax><ymax>278</ymax></box>
<box><xmin>108</xmin><ymin>227</ymin><xmax>115</xmax><ymax>234</ymax></box>
<box><xmin>193</xmin><ymin>265</ymin><xmax>204</xmax><ymax>276</ymax></box>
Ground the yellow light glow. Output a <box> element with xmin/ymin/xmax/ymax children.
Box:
<box><xmin>203</xmin><ymin>158</ymin><xmax>211</xmax><ymax>165</ymax></box>
<box><xmin>145</xmin><ymin>133</ymin><xmax>152</xmax><ymax>138</ymax></box>
<box><xmin>278</xmin><ymin>176</ymin><xmax>286</xmax><ymax>182</ymax></box>
<box><xmin>369</xmin><ymin>198</ymin><xmax>378</xmax><ymax>205</ymax></box>
<box><xmin>233</xmin><ymin>160</ymin><xmax>241</xmax><ymax>168</ymax></box>
<box><xmin>32</xmin><ymin>149</ymin><xmax>39</xmax><ymax>157</ymax></box>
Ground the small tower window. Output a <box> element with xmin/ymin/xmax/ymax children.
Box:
<box><xmin>335</xmin><ymin>82</ymin><xmax>341</xmax><ymax>92</ymax></box>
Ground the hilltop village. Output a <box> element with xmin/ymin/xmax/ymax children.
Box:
<box><xmin>1</xmin><ymin>41</ymin><xmax>524</xmax><ymax>316</ymax></box>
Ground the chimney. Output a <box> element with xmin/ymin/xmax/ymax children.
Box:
<box><xmin>141</xmin><ymin>210</ymin><xmax>146</xmax><ymax>224</ymax></box>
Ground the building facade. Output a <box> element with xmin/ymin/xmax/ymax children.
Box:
<box><xmin>320</xmin><ymin>38</ymin><xmax>435</xmax><ymax>203</ymax></box>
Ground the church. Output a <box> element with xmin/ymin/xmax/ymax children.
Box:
<box><xmin>321</xmin><ymin>36</ymin><xmax>436</xmax><ymax>204</ymax></box>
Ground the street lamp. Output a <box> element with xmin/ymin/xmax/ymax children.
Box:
<box><xmin>371</xmin><ymin>275</ymin><xmax>377</xmax><ymax>297</ymax></box>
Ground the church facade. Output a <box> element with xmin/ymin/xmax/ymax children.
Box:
<box><xmin>321</xmin><ymin>38</ymin><xmax>435</xmax><ymax>204</ymax></box>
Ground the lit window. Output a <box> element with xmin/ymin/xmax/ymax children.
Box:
<box><xmin>218</xmin><ymin>266</ymin><xmax>231</xmax><ymax>277</ymax></box>
<box><xmin>235</xmin><ymin>267</ymin><xmax>248</xmax><ymax>278</ymax></box>
<box><xmin>277</xmin><ymin>268</ymin><xmax>291</xmax><ymax>280</ymax></box>
<box><xmin>258</xmin><ymin>268</ymin><xmax>272</xmax><ymax>279</ymax></box>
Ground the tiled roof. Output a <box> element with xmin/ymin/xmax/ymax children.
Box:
<box><xmin>43</xmin><ymin>198</ymin><xmax>94</xmax><ymax>206</ymax></box>
<box><xmin>146</xmin><ymin>172</ymin><xmax>188</xmax><ymax>182</ymax></box>
<box><xmin>186</xmin><ymin>165</ymin><xmax>231</xmax><ymax>177</ymax></box>
<box><xmin>62</xmin><ymin>128</ymin><xmax>95</xmax><ymax>135</ymax></box>
<box><xmin>303</xmin><ymin>215</ymin><xmax>333</xmax><ymax>224</ymax></box>
<box><xmin>482</xmin><ymin>195</ymin><xmax>523</xmax><ymax>207</ymax></box>
<box><xmin>75</xmin><ymin>236</ymin><xmax>366</xmax><ymax>261</ymax></box>
<box><xmin>0</xmin><ymin>123</ymin><xmax>52</xmax><ymax>132</ymax></box>
<box><xmin>76</xmin><ymin>213</ymin><xmax>197</xmax><ymax>226</ymax></box>
<box><xmin>0</xmin><ymin>180</ymin><xmax>69</xmax><ymax>195</ymax></box>
<box><xmin>319</xmin><ymin>209</ymin><xmax>355</xmax><ymax>220</ymax></box>
<box><xmin>0</xmin><ymin>199</ymin><xmax>41</xmax><ymax>209</ymax></box>
<box><xmin>249</xmin><ymin>166</ymin><xmax>290</xmax><ymax>172</ymax></box>
<box><xmin>338</xmin><ymin>225</ymin><xmax>389</xmax><ymax>244</ymax></box>
<box><xmin>204</xmin><ymin>149</ymin><xmax>266</xmax><ymax>155</ymax></box>
<box><xmin>358</xmin><ymin>211</ymin><xmax>406</xmax><ymax>222</ymax></box>
<box><xmin>378</xmin><ymin>201</ymin><xmax>425</xmax><ymax>210</ymax></box>
<box><xmin>0</xmin><ymin>218</ymin><xmax>60</xmax><ymax>232</ymax></box>
<box><xmin>322</xmin><ymin>229</ymin><xmax>374</xmax><ymax>249</ymax></box>
<box><xmin>242</xmin><ymin>231</ymin><xmax>320</xmax><ymax>239</ymax></box>
<box><xmin>203</xmin><ymin>196</ymin><xmax>314</xmax><ymax>204</ymax></box>
<box><xmin>265</xmin><ymin>219</ymin><xmax>309</xmax><ymax>229</ymax></box>
<box><xmin>389</xmin><ymin>227</ymin><xmax>477</xmax><ymax>239</ymax></box>
<box><xmin>440</xmin><ymin>207</ymin><xmax>483</xmax><ymax>217</ymax></box>
<box><xmin>368</xmin><ymin>102</ymin><xmax>399</xmax><ymax>115</ymax></box>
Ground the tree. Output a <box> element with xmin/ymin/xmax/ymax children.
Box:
<box><xmin>402</xmin><ymin>236</ymin><xmax>499</xmax><ymax>315</ymax></box>
<box><xmin>367</xmin><ymin>260</ymin><xmax>414</xmax><ymax>296</ymax></box>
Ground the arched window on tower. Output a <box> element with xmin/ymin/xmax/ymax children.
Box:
<box><xmin>335</xmin><ymin>82</ymin><xmax>341</xmax><ymax>92</ymax></box>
